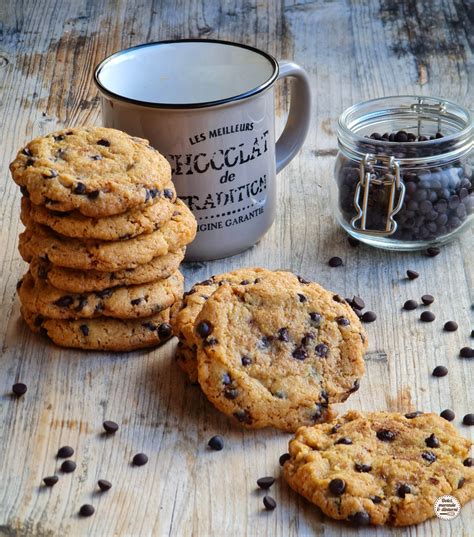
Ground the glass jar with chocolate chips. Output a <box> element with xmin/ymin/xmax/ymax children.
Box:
<box><xmin>334</xmin><ymin>96</ymin><xmax>473</xmax><ymax>249</ymax></box>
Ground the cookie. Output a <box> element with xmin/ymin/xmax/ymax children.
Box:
<box><xmin>19</xmin><ymin>199</ymin><xmax>197</xmax><ymax>271</ymax></box>
<box><xmin>21</xmin><ymin>306</ymin><xmax>175</xmax><ymax>351</ymax></box>
<box><xmin>29</xmin><ymin>250</ymin><xmax>185</xmax><ymax>293</ymax></box>
<box><xmin>22</xmin><ymin>185</ymin><xmax>176</xmax><ymax>240</ymax></box>
<box><xmin>18</xmin><ymin>270</ymin><xmax>183</xmax><ymax>320</ymax></box>
<box><xmin>283</xmin><ymin>410</ymin><xmax>474</xmax><ymax>526</ymax></box>
<box><xmin>194</xmin><ymin>272</ymin><xmax>367</xmax><ymax>431</ymax></box>
<box><xmin>10</xmin><ymin>127</ymin><xmax>172</xmax><ymax>217</ymax></box>
<box><xmin>172</xmin><ymin>268</ymin><xmax>281</xmax><ymax>382</ymax></box>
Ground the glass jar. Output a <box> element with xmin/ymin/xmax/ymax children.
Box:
<box><xmin>334</xmin><ymin>96</ymin><xmax>473</xmax><ymax>250</ymax></box>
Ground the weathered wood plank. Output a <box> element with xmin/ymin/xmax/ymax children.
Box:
<box><xmin>0</xmin><ymin>0</ymin><xmax>472</xmax><ymax>536</ymax></box>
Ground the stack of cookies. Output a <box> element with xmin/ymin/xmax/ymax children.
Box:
<box><xmin>10</xmin><ymin>127</ymin><xmax>196</xmax><ymax>351</ymax></box>
<box><xmin>171</xmin><ymin>268</ymin><xmax>367</xmax><ymax>431</ymax></box>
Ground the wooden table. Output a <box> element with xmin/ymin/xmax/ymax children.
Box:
<box><xmin>0</xmin><ymin>1</ymin><xmax>472</xmax><ymax>535</ymax></box>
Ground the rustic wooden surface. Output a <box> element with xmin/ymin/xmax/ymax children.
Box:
<box><xmin>0</xmin><ymin>0</ymin><xmax>472</xmax><ymax>535</ymax></box>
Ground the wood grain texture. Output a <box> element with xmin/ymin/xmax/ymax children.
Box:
<box><xmin>0</xmin><ymin>0</ymin><xmax>472</xmax><ymax>535</ymax></box>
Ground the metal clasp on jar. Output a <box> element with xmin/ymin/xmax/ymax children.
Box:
<box><xmin>351</xmin><ymin>154</ymin><xmax>406</xmax><ymax>236</ymax></box>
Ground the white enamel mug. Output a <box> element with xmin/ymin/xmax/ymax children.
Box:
<box><xmin>94</xmin><ymin>39</ymin><xmax>311</xmax><ymax>261</ymax></box>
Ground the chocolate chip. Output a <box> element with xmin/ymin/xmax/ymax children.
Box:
<box><xmin>22</xmin><ymin>147</ymin><xmax>32</xmax><ymax>156</ymax></box>
<box><xmin>335</xmin><ymin>437</ymin><xmax>352</xmax><ymax>445</ymax></box>
<box><xmin>54</xmin><ymin>296</ymin><xmax>73</xmax><ymax>307</ymax></box>
<box><xmin>224</xmin><ymin>388</ymin><xmax>238</xmax><ymax>400</ymax></box>
<box><xmin>425</xmin><ymin>433</ymin><xmax>440</xmax><ymax>448</ymax></box>
<box><xmin>263</xmin><ymin>495</ymin><xmax>276</xmax><ymax>511</ymax></box>
<box><xmin>336</xmin><ymin>316</ymin><xmax>350</xmax><ymax>326</ymax></box>
<box><xmin>79</xmin><ymin>324</ymin><xmax>89</xmax><ymax>336</ymax></box>
<box><xmin>132</xmin><ymin>453</ymin><xmax>148</xmax><ymax>466</ymax></box>
<box><xmin>351</xmin><ymin>296</ymin><xmax>365</xmax><ymax>310</ymax></box>
<box><xmin>444</xmin><ymin>320</ymin><xmax>458</xmax><ymax>332</ymax></box>
<box><xmin>314</xmin><ymin>343</ymin><xmax>329</xmax><ymax>357</ymax></box>
<box><xmin>12</xmin><ymin>383</ymin><xmax>27</xmax><ymax>396</ymax></box>
<box><xmin>163</xmin><ymin>188</ymin><xmax>173</xmax><ymax>199</ymax></box>
<box><xmin>292</xmin><ymin>346</ymin><xmax>308</xmax><ymax>360</ymax></box>
<box><xmin>97</xmin><ymin>138</ymin><xmax>110</xmax><ymax>147</ymax></box>
<box><xmin>208</xmin><ymin>435</ymin><xmax>224</xmax><ymax>451</ymax></box>
<box><xmin>301</xmin><ymin>333</ymin><xmax>314</xmax><ymax>346</ymax></box>
<box><xmin>157</xmin><ymin>323</ymin><xmax>172</xmax><ymax>341</ymax></box>
<box><xmin>278</xmin><ymin>327</ymin><xmax>289</xmax><ymax>342</ymax></box>
<box><xmin>297</xmin><ymin>275</ymin><xmax>310</xmax><ymax>284</ymax></box>
<box><xmin>42</xmin><ymin>169</ymin><xmax>58</xmax><ymax>179</ymax></box>
<box><xmin>397</xmin><ymin>484</ymin><xmax>411</xmax><ymax>498</ymax></box>
<box><xmin>142</xmin><ymin>322</ymin><xmax>156</xmax><ymax>331</ymax></box>
<box><xmin>103</xmin><ymin>420</ymin><xmax>119</xmax><ymax>434</ymax></box>
<box><xmin>330</xmin><ymin>424</ymin><xmax>341</xmax><ymax>434</ymax></box>
<box><xmin>87</xmin><ymin>190</ymin><xmax>100</xmax><ymax>199</ymax></box>
<box><xmin>463</xmin><ymin>457</ymin><xmax>473</xmax><ymax>467</ymax></box>
<box><xmin>241</xmin><ymin>356</ymin><xmax>252</xmax><ymax>366</ymax></box>
<box><xmin>463</xmin><ymin>413</ymin><xmax>474</xmax><ymax>425</ymax></box>
<box><xmin>25</xmin><ymin>158</ymin><xmax>35</xmax><ymax>166</ymax></box>
<box><xmin>354</xmin><ymin>463</ymin><xmax>372</xmax><ymax>472</ymax></box>
<box><xmin>43</xmin><ymin>475</ymin><xmax>59</xmax><ymax>487</ymax></box>
<box><xmin>405</xmin><ymin>411</ymin><xmax>423</xmax><ymax>419</ymax></box>
<box><xmin>347</xmin><ymin>237</ymin><xmax>360</xmax><ymax>247</ymax></box>
<box><xmin>98</xmin><ymin>479</ymin><xmax>112</xmax><ymax>491</ymax></box>
<box><xmin>57</xmin><ymin>446</ymin><xmax>74</xmax><ymax>458</ymax></box>
<box><xmin>73</xmin><ymin>182</ymin><xmax>86</xmax><ymax>195</ymax></box>
<box><xmin>371</xmin><ymin>496</ymin><xmax>382</xmax><ymax>504</ymax></box>
<box><xmin>61</xmin><ymin>460</ymin><xmax>76</xmax><ymax>473</ymax></box>
<box><xmin>130</xmin><ymin>297</ymin><xmax>143</xmax><ymax>306</ymax></box>
<box><xmin>90</xmin><ymin>154</ymin><xmax>103</xmax><ymax>160</ymax></box>
<box><xmin>257</xmin><ymin>477</ymin><xmax>275</xmax><ymax>490</ymax></box>
<box><xmin>328</xmin><ymin>478</ymin><xmax>346</xmax><ymax>495</ymax></box>
<box><xmin>426</xmin><ymin>247</ymin><xmax>440</xmax><ymax>257</ymax></box>
<box><xmin>403</xmin><ymin>300</ymin><xmax>418</xmax><ymax>310</ymax></box>
<box><xmin>95</xmin><ymin>288</ymin><xmax>113</xmax><ymax>299</ymax></box>
<box><xmin>406</xmin><ymin>270</ymin><xmax>419</xmax><ymax>280</ymax></box>
<box><xmin>196</xmin><ymin>321</ymin><xmax>213</xmax><ymax>338</ymax></box>
<box><xmin>79</xmin><ymin>504</ymin><xmax>95</xmax><ymax>517</ymax></box>
<box><xmin>16</xmin><ymin>278</ymin><xmax>23</xmax><ymax>290</ymax></box>
<box><xmin>279</xmin><ymin>453</ymin><xmax>291</xmax><ymax>466</ymax></box>
<box><xmin>440</xmin><ymin>409</ymin><xmax>455</xmax><ymax>421</ymax></box>
<box><xmin>349</xmin><ymin>379</ymin><xmax>360</xmax><ymax>393</ymax></box>
<box><xmin>20</xmin><ymin>185</ymin><xmax>30</xmax><ymax>198</ymax></box>
<box><xmin>422</xmin><ymin>451</ymin><xmax>436</xmax><ymax>463</ymax></box>
<box><xmin>432</xmin><ymin>365</ymin><xmax>448</xmax><ymax>377</ymax></box>
<box><xmin>361</xmin><ymin>311</ymin><xmax>376</xmax><ymax>323</ymax></box>
<box><xmin>328</xmin><ymin>256</ymin><xmax>343</xmax><ymax>267</ymax></box>
<box><xmin>233</xmin><ymin>409</ymin><xmax>252</xmax><ymax>424</ymax></box>
<box><xmin>333</xmin><ymin>294</ymin><xmax>344</xmax><ymax>303</ymax></box>
<box><xmin>348</xmin><ymin>511</ymin><xmax>370</xmax><ymax>525</ymax></box>
<box><xmin>421</xmin><ymin>311</ymin><xmax>436</xmax><ymax>322</ymax></box>
<box><xmin>222</xmin><ymin>373</ymin><xmax>232</xmax><ymax>385</ymax></box>
<box><xmin>376</xmin><ymin>429</ymin><xmax>396</xmax><ymax>442</ymax></box>
<box><xmin>74</xmin><ymin>296</ymin><xmax>87</xmax><ymax>312</ymax></box>
<box><xmin>458</xmin><ymin>477</ymin><xmax>465</xmax><ymax>489</ymax></box>
<box><xmin>297</xmin><ymin>293</ymin><xmax>307</xmax><ymax>303</ymax></box>
<box><xmin>460</xmin><ymin>347</ymin><xmax>474</xmax><ymax>358</ymax></box>
<box><xmin>421</xmin><ymin>294</ymin><xmax>434</xmax><ymax>305</ymax></box>
<box><xmin>258</xmin><ymin>336</ymin><xmax>271</xmax><ymax>349</ymax></box>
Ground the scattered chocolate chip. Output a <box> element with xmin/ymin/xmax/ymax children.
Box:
<box><xmin>425</xmin><ymin>433</ymin><xmax>440</xmax><ymax>448</ymax></box>
<box><xmin>43</xmin><ymin>475</ymin><xmax>59</xmax><ymax>487</ymax></box>
<box><xmin>292</xmin><ymin>346</ymin><xmax>308</xmax><ymax>360</ymax></box>
<box><xmin>208</xmin><ymin>435</ymin><xmax>224</xmax><ymax>451</ymax></box>
<box><xmin>132</xmin><ymin>453</ymin><xmax>148</xmax><ymax>466</ymax></box>
<box><xmin>12</xmin><ymin>383</ymin><xmax>27</xmax><ymax>396</ymax></box>
<box><xmin>61</xmin><ymin>460</ymin><xmax>76</xmax><ymax>473</ymax></box>
<box><xmin>444</xmin><ymin>320</ymin><xmax>458</xmax><ymax>332</ymax></box>
<box><xmin>73</xmin><ymin>182</ymin><xmax>86</xmax><ymax>195</ymax></box>
<box><xmin>351</xmin><ymin>296</ymin><xmax>365</xmax><ymax>310</ymax></box>
<box><xmin>157</xmin><ymin>323</ymin><xmax>172</xmax><ymax>341</ymax></box>
<box><xmin>440</xmin><ymin>409</ymin><xmax>455</xmax><ymax>421</ymax></box>
<box><xmin>335</xmin><ymin>437</ymin><xmax>352</xmax><ymax>445</ymax></box>
<box><xmin>376</xmin><ymin>429</ymin><xmax>396</xmax><ymax>442</ymax></box>
<box><xmin>347</xmin><ymin>237</ymin><xmax>360</xmax><ymax>247</ymax></box>
<box><xmin>79</xmin><ymin>504</ymin><xmax>95</xmax><ymax>517</ymax></box>
<box><xmin>163</xmin><ymin>188</ymin><xmax>173</xmax><ymax>199</ymax></box>
<box><xmin>263</xmin><ymin>495</ymin><xmax>276</xmax><ymax>511</ymax></box>
<box><xmin>432</xmin><ymin>365</ymin><xmax>448</xmax><ymax>377</ymax></box>
<box><xmin>328</xmin><ymin>256</ymin><xmax>343</xmax><ymax>267</ymax></box>
<box><xmin>103</xmin><ymin>420</ymin><xmax>119</xmax><ymax>434</ymax></box>
<box><xmin>361</xmin><ymin>311</ymin><xmax>376</xmax><ymax>323</ymax></box>
<box><xmin>257</xmin><ymin>477</ymin><xmax>275</xmax><ymax>490</ymax></box>
<box><xmin>87</xmin><ymin>190</ymin><xmax>100</xmax><ymax>199</ymax></box>
<box><xmin>397</xmin><ymin>484</ymin><xmax>411</xmax><ymax>498</ymax></box>
<box><xmin>462</xmin><ymin>413</ymin><xmax>474</xmax><ymax>426</ymax></box>
<box><xmin>422</xmin><ymin>451</ymin><xmax>436</xmax><ymax>463</ymax></box>
<box><xmin>328</xmin><ymin>478</ymin><xmax>346</xmax><ymax>495</ymax></box>
<box><xmin>421</xmin><ymin>311</ymin><xmax>436</xmax><ymax>322</ymax></box>
<box><xmin>403</xmin><ymin>299</ymin><xmax>418</xmax><ymax>310</ymax></box>
<box><xmin>57</xmin><ymin>446</ymin><xmax>74</xmax><ymax>458</ymax></box>
<box><xmin>355</xmin><ymin>463</ymin><xmax>372</xmax><ymax>472</ymax></box>
<box><xmin>97</xmin><ymin>138</ymin><xmax>110</xmax><ymax>147</ymax></box>
<box><xmin>406</xmin><ymin>270</ymin><xmax>419</xmax><ymax>280</ymax></box>
<box><xmin>421</xmin><ymin>294</ymin><xmax>434</xmax><ymax>305</ymax></box>
<box><xmin>196</xmin><ymin>321</ymin><xmax>213</xmax><ymax>338</ymax></box>
<box><xmin>54</xmin><ymin>296</ymin><xmax>74</xmax><ymax>307</ymax></box>
<box><xmin>371</xmin><ymin>496</ymin><xmax>382</xmax><ymax>504</ymax></box>
<box><xmin>405</xmin><ymin>411</ymin><xmax>423</xmax><ymax>419</ymax></box>
<box><xmin>241</xmin><ymin>356</ymin><xmax>252</xmax><ymax>366</ymax></box>
<box><xmin>98</xmin><ymin>479</ymin><xmax>112</xmax><ymax>491</ymax></box>
<box><xmin>278</xmin><ymin>327</ymin><xmax>289</xmax><ymax>342</ymax></box>
<box><xmin>297</xmin><ymin>293</ymin><xmax>307</xmax><ymax>303</ymax></box>
<box><xmin>348</xmin><ymin>511</ymin><xmax>370</xmax><ymax>525</ymax></box>
<box><xmin>79</xmin><ymin>324</ymin><xmax>89</xmax><ymax>336</ymax></box>
<box><xmin>460</xmin><ymin>347</ymin><xmax>474</xmax><ymax>358</ymax></box>
<box><xmin>426</xmin><ymin>247</ymin><xmax>440</xmax><ymax>257</ymax></box>
<box><xmin>463</xmin><ymin>457</ymin><xmax>473</xmax><ymax>467</ymax></box>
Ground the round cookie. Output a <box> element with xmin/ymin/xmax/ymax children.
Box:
<box><xmin>22</xmin><ymin>185</ymin><xmax>176</xmax><ymax>240</ymax></box>
<box><xmin>172</xmin><ymin>268</ymin><xmax>282</xmax><ymax>382</ymax></box>
<box><xmin>18</xmin><ymin>270</ymin><xmax>183</xmax><ymax>320</ymax></box>
<box><xmin>283</xmin><ymin>410</ymin><xmax>474</xmax><ymax>526</ymax></box>
<box><xmin>194</xmin><ymin>272</ymin><xmax>367</xmax><ymax>431</ymax></box>
<box><xmin>21</xmin><ymin>306</ymin><xmax>175</xmax><ymax>351</ymax></box>
<box><xmin>19</xmin><ymin>199</ymin><xmax>197</xmax><ymax>271</ymax></box>
<box><xmin>29</xmin><ymin>250</ymin><xmax>185</xmax><ymax>293</ymax></box>
<box><xmin>10</xmin><ymin>127</ymin><xmax>172</xmax><ymax>217</ymax></box>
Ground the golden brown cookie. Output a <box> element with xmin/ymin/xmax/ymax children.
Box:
<box><xmin>283</xmin><ymin>410</ymin><xmax>474</xmax><ymax>526</ymax></box>
<box><xmin>194</xmin><ymin>272</ymin><xmax>367</xmax><ymax>431</ymax></box>
<box><xmin>10</xmin><ymin>127</ymin><xmax>171</xmax><ymax>217</ymax></box>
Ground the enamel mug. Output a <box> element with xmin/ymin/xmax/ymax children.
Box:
<box><xmin>94</xmin><ymin>39</ymin><xmax>311</xmax><ymax>261</ymax></box>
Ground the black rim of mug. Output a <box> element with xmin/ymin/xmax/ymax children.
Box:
<box><xmin>93</xmin><ymin>38</ymin><xmax>280</xmax><ymax>109</ymax></box>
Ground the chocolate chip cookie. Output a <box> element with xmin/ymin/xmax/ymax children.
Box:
<box><xmin>21</xmin><ymin>306</ymin><xmax>175</xmax><ymax>351</ymax></box>
<box><xmin>283</xmin><ymin>410</ymin><xmax>474</xmax><ymax>526</ymax></box>
<box><xmin>194</xmin><ymin>272</ymin><xmax>367</xmax><ymax>431</ymax></box>
<box><xmin>18</xmin><ymin>270</ymin><xmax>183</xmax><ymax>319</ymax></box>
<box><xmin>10</xmin><ymin>127</ymin><xmax>171</xmax><ymax>217</ymax></box>
<box><xmin>19</xmin><ymin>199</ymin><xmax>196</xmax><ymax>271</ymax></box>
<box><xmin>22</xmin><ymin>185</ymin><xmax>176</xmax><ymax>240</ymax></box>
<box><xmin>29</xmin><ymin>250</ymin><xmax>185</xmax><ymax>293</ymax></box>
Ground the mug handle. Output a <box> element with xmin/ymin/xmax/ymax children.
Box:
<box><xmin>275</xmin><ymin>61</ymin><xmax>311</xmax><ymax>174</ymax></box>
